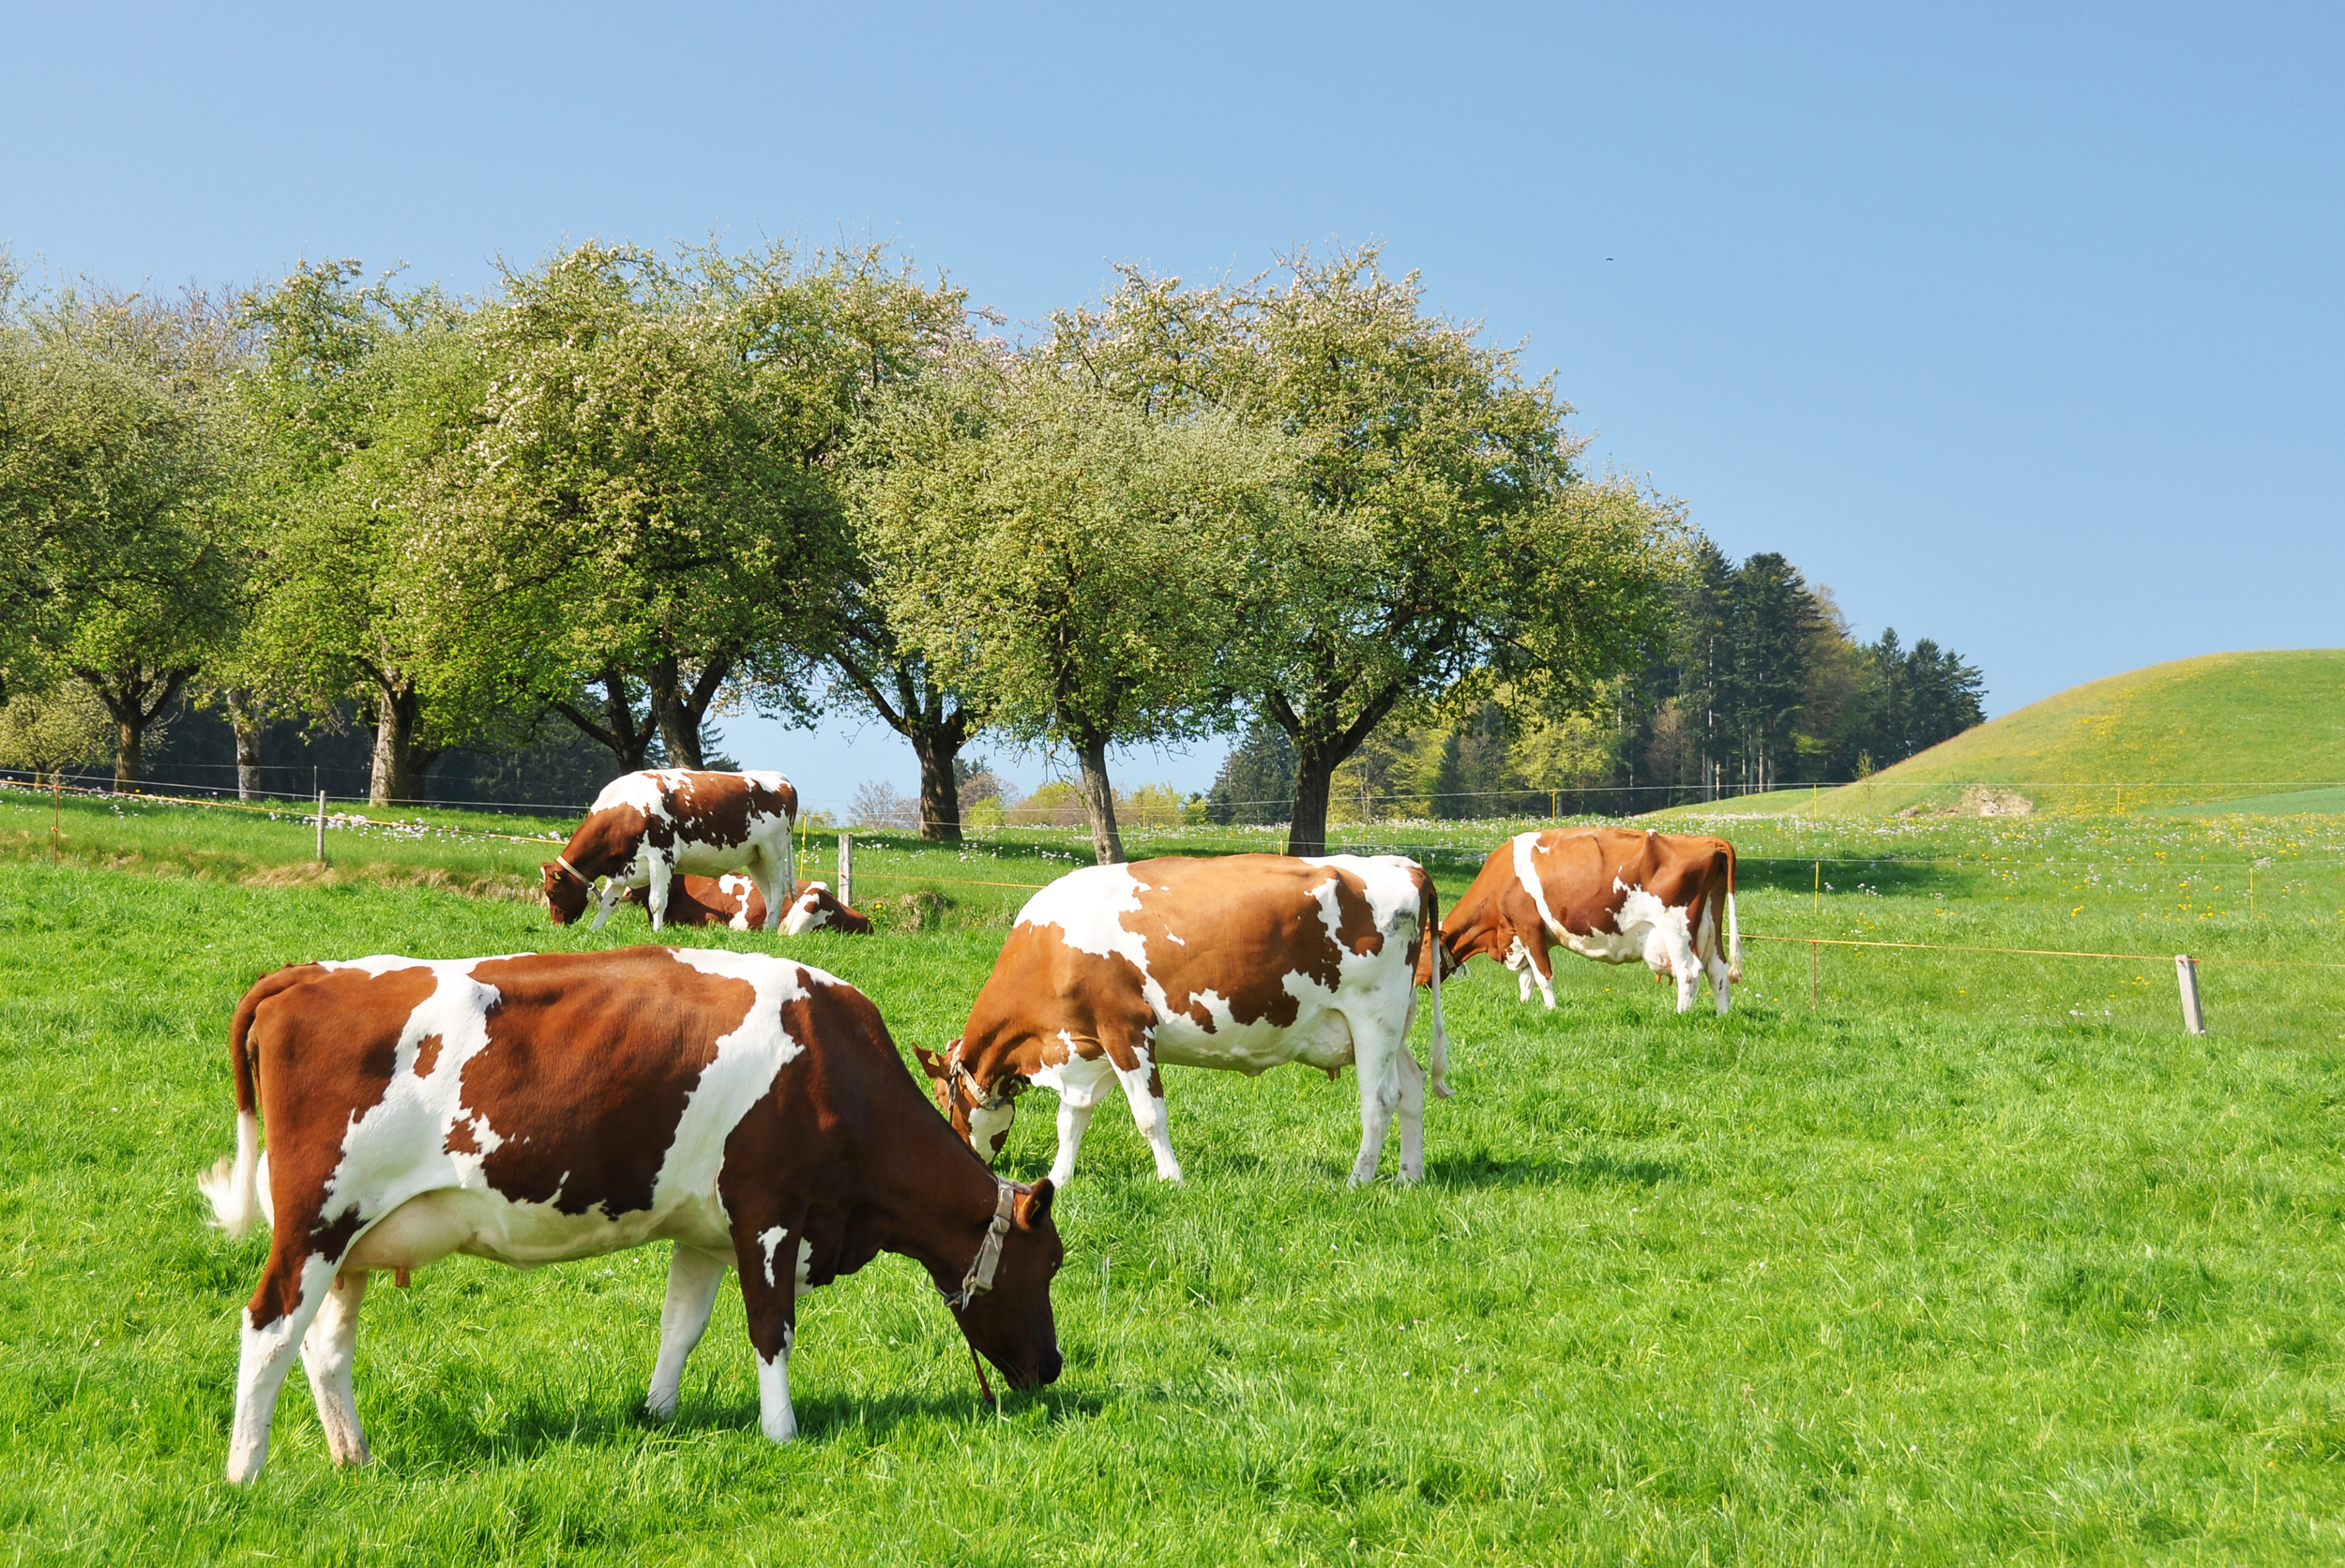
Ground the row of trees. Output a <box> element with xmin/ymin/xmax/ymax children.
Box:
<box><xmin>2</xmin><ymin>239</ymin><xmax>1689</xmax><ymax>859</ymax></box>
<box><xmin>1203</xmin><ymin>542</ymin><xmax>1988</xmax><ymax>821</ymax></box>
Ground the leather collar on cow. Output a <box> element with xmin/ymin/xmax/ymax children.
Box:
<box><xmin>939</xmin><ymin>1178</ymin><xmax>1024</xmax><ymax>1311</ymax></box>
<box><xmin>949</xmin><ymin>1057</ymin><xmax>1027</xmax><ymax>1115</ymax></box>
<box><xmin>552</xmin><ymin>854</ymin><xmax>592</xmax><ymax>888</ymax></box>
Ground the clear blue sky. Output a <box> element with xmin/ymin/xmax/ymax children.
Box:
<box><xmin>8</xmin><ymin>3</ymin><xmax>2337</xmax><ymax>810</ymax></box>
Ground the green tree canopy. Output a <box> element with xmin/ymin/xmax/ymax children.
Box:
<box><xmin>0</xmin><ymin>280</ymin><xmax>243</xmax><ymax>785</ymax></box>
<box><xmin>859</xmin><ymin>345</ymin><xmax>1287</xmax><ymax>863</ymax></box>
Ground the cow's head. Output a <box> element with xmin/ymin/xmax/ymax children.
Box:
<box><xmin>913</xmin><ymin>1042</ymin><xmax>1023</xmax><ymax>1161</ymax></box>
<box><xmin>953</xmin><ymin>1180</ymin><xmax>1065</xmax><ymax>1393</ymax></box>
<box><xmin>540</xmin><ymin>861</ymin><xmax>591</xmax><ymax>926</ymax></box>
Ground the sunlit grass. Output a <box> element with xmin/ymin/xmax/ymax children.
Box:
<box><xmin>3</xmin><ymin>800</ymin><xmax>2344</xmax><ymax>1562</ymax></box>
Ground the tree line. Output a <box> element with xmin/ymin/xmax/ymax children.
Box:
<box><xmin>0</xmin><ymin>237</ymin><xmax>1974</xmax><ymax>859</ymax></box>
<box><xmin>1205</xmin><ymin>539</ymin><xmax>1987</xmax><ymax>822</ymax></box>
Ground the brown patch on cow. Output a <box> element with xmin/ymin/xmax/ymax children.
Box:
<box><xmin>240</xmin><ymin>962</ymin><xmax>440</xmax><ymax>1326</ymax></box>
<box><xmin>444</xmin><ymin>1116</ymin><xmax>482</xmax><ymax>1155</ymax></box>
<box><xmin>1120</xmin><ymin>855</ymin><xmax>1376</xmax><ymax>1033</ymax></box>
<box><xmin>458</xmin><ymin>949</ymin><xmax>758</xmax><ymax>1217</ymax></box>
<box><xmin>621</xmin><ymin>874</ymin><xmax>767</xmax><ymax>928</ymax></box>
<box><xmin>412</xmin><ymin>1033</ymin><xmax>444</xmax><ymax>1078</ymax></box>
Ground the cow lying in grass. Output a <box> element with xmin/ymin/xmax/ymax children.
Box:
<box><xmin>1443</xmin><ymin>827</ymin><xmax>1741</xmax><ymax>1014</ymax></box>
<box><xmin>542</xmin><ymin>770</ymin><xmax>796</xmax><ymax>932</ymax></box>
<box><xmin>915</xmin><ymin>853</ymin><xmax>1449</xmax><ymax>1187</ymax></box>
<box><xmin>198</xmin><ymin>946</ymin><xmax>1062</xmax><ymax>1484</ymax></box>
<box><xmin>617</xmin><ymin>876</ymin><xmax>872</xmax><ymax>935</ymax></box>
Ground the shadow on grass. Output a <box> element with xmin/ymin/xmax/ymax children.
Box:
<box><xmin>1429</xmin><ymin>1147</ymin><xmax>1684</xmax><ymax>1189</ymax></box>
<box><xmin>376</xmin><ymin>1378</ymin><xmax>1109</xmax><ymax>1469</ymax></box>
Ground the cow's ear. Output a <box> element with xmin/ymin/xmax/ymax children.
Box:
<box><xmin>538</xmin><ymin>862</ymin><xmax>555</xmax><ymax>880</ymax></box>
<box><xmin>1016</xmin><ymin>1178</ymin><xmax>1056</xmax><ymax>1230</ymax></box>
<box><xmin>911</xmin><ymin>1045</ymin><xmax>946</xmax><ymax>1080</ymax></box>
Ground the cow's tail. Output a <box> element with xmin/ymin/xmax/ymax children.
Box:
<box><xmin>1410</xmin><ymin>867</ymin><xmax>1453</xmax><ymax>1100</ymax></box>
<box><xmin>198</xmin><ymin>970</ymin><xmax>302</xmax><ymax>1238</ymax></box>
<box><xmin>1724</xmin><ymin>847</ymin><xmax>1744</xmax><ymax>983</ymax></box>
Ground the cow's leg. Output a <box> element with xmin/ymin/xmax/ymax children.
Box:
<box><xmin>645</xmin><ymin>855</ymin><xmax>673</xmax><ymax>933</ymax></box>
<box><xmin>1041</xmin><ymin>1051</ymin><xmax>1121</xmax><ymax>1188</ymax></box>
<box><xmin>1705</xmin><ymin>949</ymin><xmax>1733</xmax><ymax>1016</ymax></box>
<box><xmin>1347</xmin><ymin>1024</ymin><xmax>1412</xmax><ymax>1185</ymax></box>
<box><xmin>227</xmin><ymin>1241</ymin><xmax>342</xmax><ymax>1484</ymax></box>
<box><xmin>1665</xmin><ymin>918</ymin><xmax>1701</xmax><ymax>1014</ymax></box>
<box><xmin>731</xmin><ymin>1214</ymin><xmax>807</xmax><ymax>1444</ymax></box>
<box><xmin>644</xmin><ymin>1244</ymin><xmax>731</xmax><ymax>1421</ymax></box>
<box><xmin>1524</xmin><ymin>930</ymin><xmax>1558</xmax><ymax>1009</ymax></box>
<box><xmin>589</xmin><ymin>879</ymin><xmax>624</xmax><ymax>932</ymax></box>
<box><xmin>298</xmin><ymin>1266</ymin><xmax>371</xmax><ymax>1467</ymax></box>
<box><xmin>749</xmin><ymin>851</ymin><xmax>784</xmax><ymax>933</ymax></box>
<box><xmin>1393</xmin><ymin>1047</ymin><xmax>1430</xmax><ymax>1184</ymax></box>
<box><xmin>1101</xmin><ymin>1036</ymin><xmax>1181</xmax><ymax>1184</ymax></box>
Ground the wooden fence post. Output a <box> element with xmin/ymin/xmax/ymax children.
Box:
<box><xmin>315</xmin><ymin>792</ymin><xmax>327</xmax><ymax>865</ymax></box>
<box><xmin>2175</xmin><ymin>955</ymin><xmax>2206</xmax><ymax>1035</ymax></box>
<box><xmin>837</xmin><ymin>832</ymin><xmax>853</xmax><ymax>908</ymax></box>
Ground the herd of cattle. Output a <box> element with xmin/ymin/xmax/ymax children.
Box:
<box><xmin>199</xmin><ymin>768</ymin><xmax>1742</xmax><ymax>1483</ymax></box>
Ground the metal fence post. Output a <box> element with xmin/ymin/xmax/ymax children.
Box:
<box><xmin>315</xmin><ymin>791</ymin><xmax>326</xmax><ymax>865</ymax></box>
<box><xmin>2175</xmin><ymin>954</ymin><xmax>2205</xmax><ymax>1034</ymax></box>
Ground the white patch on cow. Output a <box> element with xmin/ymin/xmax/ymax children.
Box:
<box><xmin>966</xmin><ymin>1094</ymin><xmax>1016</xmax><ymax>1160</ymax></box>
<box><xmin>755</xmin><ymin>1227</ymin><xmax>816</xmax><ymax>1294</ymax></box>
<box><xmin>719</xmin><ymin>875</ymin><xmax>759</xmax><ymax>931</ymax></box>
<box><xmin>1016</xmin><ymin>865</ymin><xmax>1152</xmax><ymax>971</ymax></box>
<box><xmin>591</xmin><ymin>770</ymin><xmax>683</xmax><ymax>822</ymax></box>
<box><xmin>1511</xmin><ymin>834</ymin><xmax>1566</xmax><ymax>939</ymax></box>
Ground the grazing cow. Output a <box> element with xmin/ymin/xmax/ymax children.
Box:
<box><xmin>197</xmin><ymin>946</ymin><xmax>1062</xmax><ymax>1485</ymax></box>
<box><xmin>913</xmin><ymin>853</ymin><xmax>1449</xmax><ymax>1188</ymax></box>
<box><xmin>1442</xmin><ymin>827</ymin><xmax>1742</xmax><ymax>1014</ymax></box>
<box><xmin>541</xmin><ymin>770</ymin><xmax>796</xmax><ymax>932</ymax></box>
<box><xmin>780</xmin><ymin>881</ymin><xmax>873</xmax><ymax>936</ymax></box>
<box><xmin>621</xmin><ymin>873</ymin><xmax>772</xmax><ymax>931</ymax></box>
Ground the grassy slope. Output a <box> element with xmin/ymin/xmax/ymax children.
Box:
<box><xmin>5</xmin><ymin>800</ymin><xmax>2345</xmax><ymax>1562</ymax></box>
<box><xmin>1643</xmin><ymin>649</ymin><xmax>2345</xmax><ymax>823</ymax></box>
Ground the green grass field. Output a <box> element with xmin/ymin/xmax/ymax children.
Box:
<box><xmin>5</xmin><ymin>784</ymin><xmax>2345</xmax><ymax>1563</ymax></box>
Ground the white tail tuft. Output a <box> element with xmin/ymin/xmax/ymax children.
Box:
<box><xmin>1726</xmin><ymin>891</ymin><xmax>1743</xmax><ymax>983</ymax></box>
<box><xmin>198</xmin><ymin>1112</ymin><xmax>271</xmax><ymax>1237</ymax></box>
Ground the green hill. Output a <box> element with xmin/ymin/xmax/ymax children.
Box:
<box><xmin>1647</xmin><ymin>649</ymin><xmax>2345</xmax><ymax>822</ymax></box>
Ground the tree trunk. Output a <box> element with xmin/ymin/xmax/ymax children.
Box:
<box><xmin>646</xmin><ymin>653</ymin><xmax>732</xmax><ymax>771</ymax></box>
<box><xmin>74</xmin><ymin>663</ymin><xmax>195</xmax><ymax>792</ymax></box>
<box><xmin>1073</xmin><ymin>731</ymin><xmax>1126</xmax><ymax>865</ymax></box>
<box><xmin>552</xmin><ymin>667</ymin><xmax>656</xmax><ymax>775</ymax></box>
<box><xmin>368</xmin><ymin>681</ymin><xmax>437</xmax><ymax>807</ymax></box>
<box><xmin>910</xmin><ymin>727</ymin><xmax>965</xmax><ymax>845</ymax></box>
<box><xmin>1284</xmin><ymin>745</ymin><xmax>1337</xmax><ymax>857</ymax></box>
<box><xmin>1269</xmin><ymin>684</ymin><xmax>1402</xmax><ymax>858</ymax></box>
<box><xmin>226</xmin><ymin>693</ymin><xmax>263</xmax><ymax>801</ymax></box>
<box><xmin>113</xmin><ymin>716</ymin><xmax>143</xmax><ymax>792</ymax></box>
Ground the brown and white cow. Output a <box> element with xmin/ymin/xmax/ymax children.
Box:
<box><xmin>1443</xmin><ymin>827</ymin><xmax>1742</xmax><ymax>1014</ymax></box>
<box><xmin>541</xmin><ymin>770</ymin><xmax>796</xmax><ymax>932</ymax></box>
<box><xmin>615</xmin><ymin>876</ymin><xmax>872</xmax><ymax>935</ymax></box>
<box><xmin>914</xmin><ymin>853</ymin><xmax>1450</xmax><ymax>1188</ymax></box>
<box><xmin>779</xmin><ymin>881</ymin><xmax>873</xmax><ymax>936</ymax></box>
<box><xmin>197</xmin><ymin>946</ymin><xmax>1062</xmax><ymax>1485</ymax></box>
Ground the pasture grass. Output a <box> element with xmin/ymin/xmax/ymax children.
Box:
<box><xmin>3</xmin><ymin>795</ymin><xmax>2345</xmax><ymax>1561</ymax></box>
